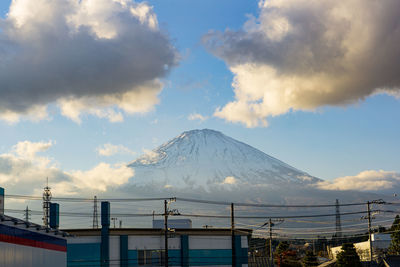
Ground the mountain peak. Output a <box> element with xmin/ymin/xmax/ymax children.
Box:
<box><xmin>181</xmin><ymin>128</ymin><xmax>223</xmax><ymax>135</ymax></box>
<box><xmin>128</xmin><ymin>129</ymin><xmax>321</xmax><ymax>189</ymax></box>
<box><xmin>177</xmin><ymin>129</ymin><xmax>224</xmax><ymax>139</ymax></box>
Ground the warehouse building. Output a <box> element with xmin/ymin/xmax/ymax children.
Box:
<box><xmin>65</xmin><ymin>202</ymin><xmax>251</xmax><ymax>266</ymax></box>
<box><xmin>0</xmin><ymin>187</ymin><xmax>67</xmax><ymax>267</ymax></box>
<box><xmin>0</xmin><ymin>186</ymin><xmax>251</xmax><ymax>266</ymax></box>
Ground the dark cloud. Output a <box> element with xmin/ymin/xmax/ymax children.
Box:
<box><xmin>204</xmin><ymin>0</ymin><xmax>400</xmax><ymax>127</ymax></box>
<box><xmin>0</xmin><ymin>0</ymin><xmax>178</xmax><ymax>122</ymax></box>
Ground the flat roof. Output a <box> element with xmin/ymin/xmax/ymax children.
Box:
<box><xmin>62</xmin><ymin>228</ymin><xmax>252</xmax><ymax>236</ymax></box>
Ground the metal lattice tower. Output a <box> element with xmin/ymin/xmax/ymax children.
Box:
<box><xmin>335</xmin><ymin>199</ymin><xmax>342</xmax><ymax>238</ymax></box>
<box><xmin>92</xmin><ymin>196</ymin><xmax>99</xmax><ymax>229</ymax></box>
<box><xmin>24</xmin><ymin>206</ymin><xmax>31</xmax><ymax>222</ymax></box>
<box><xmin>42</xmin><ymin>178</ymin><xmax>52</xmax><ymax>227</ymax></box>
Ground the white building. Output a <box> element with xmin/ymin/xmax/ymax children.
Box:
<box><xmin>65</xmin><ymin>201</ymin><xmax>251</xmax><ymax>267</ymax></box>
<box><xmin>66</xmin><ymin>228</ymin><xmax>251</xmax><ymax>267</ymax></box>
<box><xmin>329</xmin><ymin>233</ymin><xmax>391</xmax><ymax>261</ymax></box>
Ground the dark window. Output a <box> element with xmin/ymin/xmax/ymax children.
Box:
<box><xmin>138</xmin><ymin>250</ymin><xmax>145</xmax><ymax>265</ymax></box>
<box><xmin>138</xmin><ymin>250</ymin><xmax>164</xmax><ymax>266</ymax></box>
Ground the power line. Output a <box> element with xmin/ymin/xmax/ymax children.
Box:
<box><xmin>175</xmin><ymin>197</ymin><xmax>370</xmax><ymax>208</ymax></box>
<box><xmin>235</xmin><ymin>218</ymin><xmax>395</xmax><ymax>230</ymax></box>
<box><xmin>5</xmin><ymin>194</ymin><xmax>380</xmax><ymax>207</ymax></box>
<box><xmin>5</xmin><ymin>194</ymin><xmax>171</xmax><ymax>202</ymax></box>
<box><xmin>4</xmin><ymin>208</ymin><xmax>161</xmax><ymax>217</ymax></box>
<box><xmin>173</xmin><ymin>210</ymin><xmax>381</xmax><ymax>219</ymax></box>
<box><xmin>4</xmin><ymin>208</ymin><xmax>394</xmax><ymax>220</ymax></box>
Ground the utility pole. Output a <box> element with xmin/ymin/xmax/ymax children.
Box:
<box><xmin>163</xmin><ymin>198</ymin><xmax>178</xmax><ymax>267</ymax></box>
<box><xmin>367</xmin><ymin>201</ymin><xmax>373</xmax><ymax>262</ymax></box>
<box><xmin>335</xmin><ymin>199</ymin><xmax>342</xmax><ymax>239</ymax></box>
<box><xmin>361</xmin><ymin>199</ymin><xmax>385</xmax><ymax>263</ymax></box>
<box><xmin>259</xmin><ymin>218</ymin><xmax>282</xmax><ymax>267</ymax></box>
<box><xmin>269</xmin><ymin>218</ymin><xmax>273</xmax><ymax>266</ymax></box>
<box><xmin>164</xmin><ymin>200</ymin><xmax>169</xmax><ymax>267</ymax></box>
<box><xmin>231</xmin><ymin>203</ymin><xmax>236</xmax><ymax>267</ymax></box>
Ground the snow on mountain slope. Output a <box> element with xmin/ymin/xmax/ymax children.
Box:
<box><xmin>128</xmin><ymin>129</ymin><xmax>322</xmax><ymax>190</ymax></box>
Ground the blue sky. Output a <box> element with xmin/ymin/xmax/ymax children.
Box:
<box><xmin>0</xmin><ymin>0</ymin><xmax>399</xmax><ymax>197</ymax></box>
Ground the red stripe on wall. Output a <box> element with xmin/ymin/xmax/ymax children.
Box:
<box><xmin>0</xmin><ymin>233</ymin><xmax>67</xmax><ymax>252</ymax></box>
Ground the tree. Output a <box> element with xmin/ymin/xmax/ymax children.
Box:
<box><xmin>302</xmin><ymin>251</ymin><xmax>318</xmax><ymax>267</ymax></box>
<box><xmin>388</xmin><ymin>215</ymin><xmax>400</xmax><ymax>255</ymax></box>
<box><xmin>336</xmin><ymin>243</ymin><xmax>361</xmax><ymax>267</ymax></box>
<box><xmin>276</xmin><ymin>241</ymin><xmax>290</xmax><ymax>255</ymax></box>
<box><xmin>275</xmin><ymin>241</ymin><xmax>301</xmax><ymax>267</ymax></box>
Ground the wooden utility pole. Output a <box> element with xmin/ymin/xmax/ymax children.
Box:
<box><xmin>269</xmin><ymin>218</ymin><xmax>273</xmax><ymax>267</ymax></box>
<box><xmin>164</xmin><ymin>200</ymin><xmax>169</xmax><ymax>267</ymax></box>
<box><xmin>367</xmin><ymin>201</ymin><xmax>373</xmax><ymax>262</ymax></box>
<box><xmin>231</xmin><ymin>203</ymin><xmax>236</xmax><ymax>267</ymax></box>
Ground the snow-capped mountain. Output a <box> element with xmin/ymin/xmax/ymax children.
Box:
<box><xmin>128</xmin><ymin>129</ymin><xmax>322</xmax><ymax>190</ymax></box>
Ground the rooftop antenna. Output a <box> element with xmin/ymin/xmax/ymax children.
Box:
<box><xmin>42</xmin><ymin>177</ymin><xmax>52</xmax><ymax>227</ymax></box>
<box><xmin>92</xmin><ymin>196</ymin><xmax>99</xmax><ymax>229</ymax></box>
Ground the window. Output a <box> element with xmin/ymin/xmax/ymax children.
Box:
<box><xmin>138</xmin><ymin>250</ymin><xmax>165</xmax><ymax>266</ymax></box>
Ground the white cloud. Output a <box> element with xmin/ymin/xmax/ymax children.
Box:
<box><xmin>188</xmin><ymin>113</ymin><xmax>208</xmax><ymax>122</ymax></box>
<box><xmin>0</xmin><ymin>140</ymin><xmax>134</xmax><ymax>196</ymax></box>
<box><xmin>67</xmin><ymin>162</ymin><xmax>133</xmax><ymax>192</ymax></box>
<box><xmin>316</xmin><ymin>170</ymin><xmax>400</xmax><ymax>191</ymax></box>
<box><xmin>205</xmin><ymin>0</ymin><xmax>400</xmax><ymax>127</ymax></box>
<box><xmin>222</xmin><ymin>176</ymin><xmax>237</xmax><ymax>185</ymax></box>
<box><xmin>12</xmin><ymin>140</ymin><xmax>54</xmax><ymax>159</ymax></box>
<box><xmin>0</xmin><ymin>106</ymin><xmax>49</xmax><ymax>124</ymax></box>
<box><xmin>0</xmin><ymin>0</ymin><xmax>177</xmax><ymax>123</ymax></box>
<box><xmin>97</xmin><ymin>143</ymin><xmax>135</xmax><ymax>157</ymax></box>
<box><xmin>58</xmin><ymin>81</ymin><xmax>162</xmax><ymax>123</ymax></box>
<box><xmin>136</xmin><ymin>149</ymin><xmax>163</xmax><ymax>165</ymax></box>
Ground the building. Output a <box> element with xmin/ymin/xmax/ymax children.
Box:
<box><xmin>65</xmin><ymin>202</ymin><xmax>251</xmax><ymax>266</ymax></box>
<box><xmin>329</xmin><ymin>233</ymin><xmax>391</xmax><ymax>261</ymax></box>
<box><xmin>152</xmin><ymin>219</ymin><xmax>192</xmax><ymax>229</ymax></box>
<box><xmin>0</xmin><ymin>187</ymin><xmax>67</xmax><ymax>267</ymax></box>
<box><xmin>0</xmin><ymin>187</ymin><xmax>251</xmax><ymax>266</ymax></box>
<box><xmin>66</xmin><ymin>228</ymin><xmax>250</xmax><ymax>266</ymax></box>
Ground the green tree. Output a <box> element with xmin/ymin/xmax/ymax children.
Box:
<box><xmin>302</xmin><ymin>251</ymin><xmax>318</xmax><ymax>267</ymax></box>
<box><xmin>388</xmin><ymin>215</ymin><xmax>400</xmax><ymax>255</ymax></box>
<box><xmin>336</xmin><ymin>243</ymin><xmax>361</xmax><ymax>267</ymax></box>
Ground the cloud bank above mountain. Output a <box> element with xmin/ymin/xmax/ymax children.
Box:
<box><xmin>204</xmin><ymin>0</ymin><xmax>400</xmax><ymax>127</ymax></box>
<box><xmin>0</xmin><ymin>0</ymin><xmax>177</xmax><ymax>123</ymax></box>
<box><xmin>317</xmin><ymin>170</ymin><xmax>400</xmax><ymax>192</ymax></box>
<box><xmin>1</xmin><ymin>132</ymin><xmax>397</xmax><ymax>203</ymax></box>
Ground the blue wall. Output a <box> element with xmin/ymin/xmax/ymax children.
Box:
<box><xmin>67</xmin><ymin>236</ymin><xmax>248</xmax><ymax>266</ymax></box>
<box><xmin>67</xmin><ymin>243</ymin><xmax>101</xmax><ymax>267</ymax></box>
<box><xmin>189</xmin><ymin>249</ymin><xmax>232</xmax><ymax>266</ymax></box>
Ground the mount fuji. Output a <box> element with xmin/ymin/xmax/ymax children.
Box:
<box><xmin>117</xmin><ymin>129</ymin><xmax>392</xmax><ymax>228</ymax></box>
<box><xmin>128</xmin><ymin>129</ymin><xmax>322</xmax><ymax>190</ymax></box>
